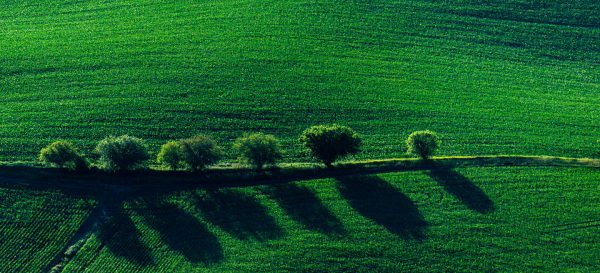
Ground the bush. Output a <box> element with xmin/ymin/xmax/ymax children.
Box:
<box><xmin>233</xmin><ymin>133</ymin><xmax>283</xmax><ymax>170</ymax></box>
<box><xmin>406</xmin><ymin>130</ymin><xmax>440</xmax><ymax>160</ymax></box>
<box><xmin>94</xmin><ymin>135</ymin><xmax>149</xmax><ymax>172</ymax></box>
<box><xmin>38</xmin><ymin>141</ymin><xmax>87</xmax><ymax>170</ymax></box>
<box><xmin>179</xmin><ymin>135</ymin><xmax>224</xmax><ymax>171</ymax></box>
<box><xmin>299</xmin><ymin>124</ymin><xmax>361</xmax><ymax>167</ymax></box>
<box><xmin>157</xmin><ymin>141</ymin><xmax>182</xmax><ymax>170</ymax></box>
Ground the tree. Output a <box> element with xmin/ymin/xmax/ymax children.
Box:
<box><xmin>157</xmin><ymin>141</ymin><xmax>182</xmax><ymax>170</ymax></box>
<box><xmin>299</xmin><ymin>124</ymin><xmax>361</xmax><ymax>167</ymax></box>
<box><xmin>233</xmin><ymin>133</ymin><xmax>283</xmax><ymax>170</ymax></box>
<box><xmin>38</xmin><ymin>141</ymin><xmax>87</xmax><ymax>170</ymax></box>
<box><xmin>179</xmin><ymin>135</ymin><xmax>224</xmax><ymax>171</ymax></box>
<box><xmin>95</xmin><ymin>135</ymin><xmax>149</xmax><ymax>172</ymax></box>
<box><xmin>406</xmin><ymin>130</ymin><xmax>440</xmax><ymax>160</ymax></box>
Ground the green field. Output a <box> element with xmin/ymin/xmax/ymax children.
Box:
<box><xmin>1</xmin><ymin>0</ymin><xmax>599</xmax><ymax>272</ymax></box>
<box><xmin>1</xmin><ymin>0</ymin><xmax>599</xmax><ymax>162</ymax></box>
<box><xmin>2</xmin><ymin>167</ymin><xmax>583</xmax><ymax>272</ymax></box>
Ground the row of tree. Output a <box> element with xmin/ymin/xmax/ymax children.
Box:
<box><xmin>38</xmin><ymin>124</ymin><xmax>440</xmax><ymax>172</ymax></box>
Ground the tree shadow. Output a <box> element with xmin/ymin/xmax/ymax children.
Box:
<box><xmin>336</xmin><ymin>175</ymin><xmax>427</xmax><ymax>240</ymax></box>
<box><xmin>135</xmin><ymin>196</ymin><xmax>223</xmax><ymax>264</ymax></box>
<box><xmin>98</xmin><ymin>208</ymin><xmax>155</xmax><ymax>266</ymax></box>
<box><xmin>427</xmin><ymin>167</ymin><xmax>495</xmax><ymax>214</ymax></box>
<box><xmin>193</xmin><ymin>189</ymin><xmax>283</xmax><ymax>241</ymax></box>
<box><xmin>263</xmin><ymin>184</ymin><xmax>347</xmax><ymax>237</ymax></box>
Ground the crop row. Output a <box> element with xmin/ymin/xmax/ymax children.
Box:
<box><xmin>0</xmin><ymin>188</ymin><xmax>95</xmax><ymax>273</ymax></box>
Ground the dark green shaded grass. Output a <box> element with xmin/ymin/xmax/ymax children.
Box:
<box><xmin>0</xmin><ymin>187</ymin><xmax>94</xmax><ymax>273</ymax></box>
<box><xmin>1</xmin><ymin>0</ymin><xmax>599</xmax><ymax>162</ymax></box>
<box><xmin>63</xmin><ymin>167</ymin><xmax>599</xmax><ymax>272</ymax></box>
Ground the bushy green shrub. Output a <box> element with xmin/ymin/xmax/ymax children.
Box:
<box><xmin>38</xmin><ymin>141</ymin><xmax>87</xmax><ymax>170</ymax></box>
<box><xmin>299</xmin><ymin>124</ymin><xmax>361</xmax><ymax>167</ymax></box>
<box><xmin>157</xmin><ymin>141</ymin><xmax>182</xmax><ymax>170</ymax></box>
<box><xmin>406</xmin><ymin>130</ymin><xmax>440</xmax><ymax>160</ymax></box>
<box><xmin>179</xmin><ymin>135</ymin><xmax>224</xmax><ymax>171</ymax></box>
<box><xmin>94</xmin><ymin>135</ymin><xmax>149</xmax><ymax>172</ymax></box>
<box><xmin>233</xmin><ymin>133</ymin><xmax>282</xmax><ymax>170</ymax></box>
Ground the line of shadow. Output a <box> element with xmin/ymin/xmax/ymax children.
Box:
<box><xmin>193</xmin><ymin>189</ymin><xmax>283</xmax><ymax>241</ymax></box>
<box><xmin>134</xmin><ymin>196</ymin><xmax>223</xmax><ymax>264</ymax></box>
<box><xmin>427</xmin><ymin>167</ymin><xmax>495</xmax><ymax>214</ymax></box>
<box><xmin>98</xmin><ymin>207</ymin><xmax>155</xmax><ymax>266</ymax></box>
<box><xmin>263</xmin><ymin>183</ymin><xmax>347</xmax><ymax>237</ymax></box>
<box><xmin>336</xmin><ymin>175</ymin><xmax>427</xmax><ymax>240</ymax></box>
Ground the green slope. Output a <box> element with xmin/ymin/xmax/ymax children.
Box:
<box><xmin>1</xmin><ymin>0</ymin><xmax>599</xmax><ymax>161</ymax></box>
<box><xmin>57</xmin><ymin>166</ymin><xmax>599</xmax><ymax>272</ymax></box>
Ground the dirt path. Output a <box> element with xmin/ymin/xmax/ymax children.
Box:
<box><xmin>1</xmin><ymin>156</ymin><xmax>599</xmax><ymax>195</ymax></box>
<box><xmin>42</xmin><ymin>186</ymin><xmax>134</xmax><ymax>273</ymax></box>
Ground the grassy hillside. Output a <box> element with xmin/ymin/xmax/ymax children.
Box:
<box><xmin>1</xmin><ymin>0</ymin><xmax>599</xmax><ymax>162</ymax></box>
<box><xmin>46</xmin><ymin>166</ymin><xmax>599</xmax><ymax>272</ymax></box>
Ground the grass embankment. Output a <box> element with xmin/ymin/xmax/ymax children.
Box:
<box><xmin>1</xmin><ymin>0</ymin><xmax>599</xmax><ymax>161</ymax></box>
<box><xmin>0</xmin><ymin>155</ymin><xmax>598</xmax><ymax>190</ymax></box>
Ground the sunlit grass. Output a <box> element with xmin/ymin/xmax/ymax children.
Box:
<box><xmin>0</xmin><ymin>0</ymin><xmax>598</xmax><ymax>162</ymax></box>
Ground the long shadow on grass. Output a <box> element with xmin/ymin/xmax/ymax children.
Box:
<box><xmin>135</xmin><ymin>196</ymin><xmax>223</xmax><ymax>264</ymax></box>
<box><xmin>193</xmin><ymin>189</ymin><xmax>283</xmax><ymax>241</ymax></box>
<box><xmin>427</xmin><ymin>166</ymin><xmax>495</xmax><ymax>214</ymax></box>
<box><xmin>336</xmin><ymin>175</ymin><xmax>427</xmax><ymax>240</ymax></box>
<box><xmin>263</xmin><ymin>184</ymin><xmax>347</xmax><ymax>237</ymax></box>
<box><xmin>98</xmin><ymin>208</ymin><xmax>155</xmax><ymax>266</ymax></box>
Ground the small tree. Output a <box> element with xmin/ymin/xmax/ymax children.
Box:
<box><xmin>406</xmin><ymin>130</ymin><xmax>440</xmax><ymax>160</ymax></box>
<box><xmin>157</xmin><ymin>141</ymin><xmax>182</xmax><ymax>170</ymax></box>
<box><xmin>299</xmin><ymin>124</ymin><xmax>361</xmax><ymax>167</ymax></box>
<box><xmin>179</xmin><ymin>135</ymin><xmax>224</xmax><ymax>172</ymax></box>
<box><xmin>94</xmin><ymin>135</ymin><xmax>149</xmax><ymax>172</ymax></box>
<box><xmin>233</xmin><ymin>133</ymin><xmax>283</xmax><ymax>170</ymax></box>
<box><xmin>38</xmin><ymin>141</ymin><xmax>87</xmax><ymax>170</ymax></box>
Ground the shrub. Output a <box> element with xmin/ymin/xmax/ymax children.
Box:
<box><xmin>406</xmin><ymin>130</ymin><xmax>440</xmax><ymax>160</ymax></box>
<box><xmin>38</xmin><ymin>141</ymin><xmax>87</xmax><ymax>170</ymax></box>
<box><xmin>157</xmin><ymin>141</ymin><xmax>182</xmax><ymax>170</ymax></box>
<box><xmin>94</xmin><ymin>135</ymin><xmax>149</xmax><ymax>172</ymax></box>
<box><xmin>233</xmin><ymin>133</ymin><xmax>283</xmax><ymax>170</ymax></box>
<box><xmin>299</xmin><ymin>124</ymin><xmax>361</xmax><ymax>167</ymax></box>
<box><xmin>179</xmin><ymin>135</ymin><xmax>224</xmax><ymax>171</ymax></box>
